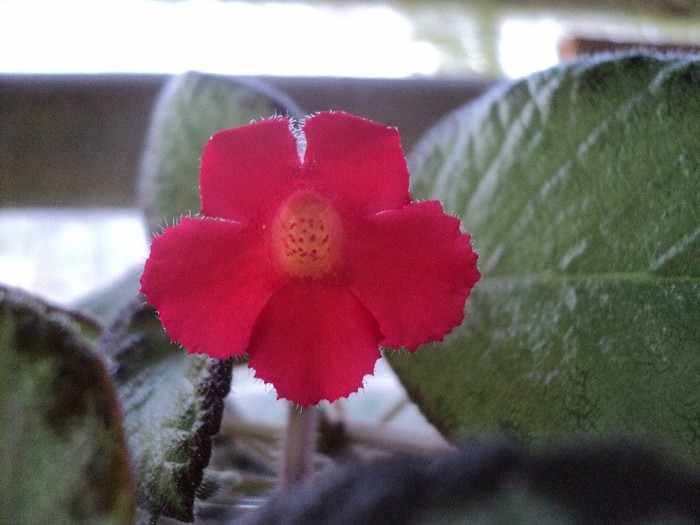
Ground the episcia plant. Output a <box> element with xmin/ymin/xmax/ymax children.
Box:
<box><xmin>3</xmin><ymin>53</ymin><xmax>699</xmax><ymax>525</ymax></box>
<box><xmin>140</xmin><ymin>111</ymin><xmax>481</xmax><ymax>484</ymax></box>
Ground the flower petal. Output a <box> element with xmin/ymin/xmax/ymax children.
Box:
<box><xmin>347</xmin><ymin>201</ymin><xmax>480</xmax><ymax>351</ymax></box>
<box><xmin>302</xmin><ymin>112</ymin><xmax>411</xmax><ymax>216</ymax></box>
<box><xmin>247</xmin><ymin>281</ymin><xmax>382</xmax><ymax>406</ymax></box>
<box><xmin>200</xmin><ymin>117</ymin><xmax>301</xmax><ymax>222</ymax></box>
<box><xmin>140</xmin><ymin>217</ymin><xmax>281</xmax><ymax>359</ymax></box>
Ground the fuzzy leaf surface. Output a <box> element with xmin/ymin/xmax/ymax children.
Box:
<box><xmin>102</xmin><ymin>301</ymin><xmax>233</xmax><ymax>523</ymax></box>
<box><xmin>0</xmin><ymin>287</ymin><xmax>134</xmax><ymax>525</ymax></box>
<box><xmin>391</xmin><ymin>54</ymin><xmax>700</xmax><ymax>461</ymax></box>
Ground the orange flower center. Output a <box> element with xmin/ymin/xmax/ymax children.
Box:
<box><xmin>273</xmin><ymin>192</ymin><xmax>341</xmax><ymax>279</ymax></box>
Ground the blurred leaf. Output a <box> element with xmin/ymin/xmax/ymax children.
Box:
<box><xmin>102</xmin><ymin>300</ymin><xmax>234</xmax><ymax>523</ymax></box>
<box><xmin>0</xmin><ymin>286</ymin><xmax>134</xmax><ymax>525</ymax></box>
<box><xmin>138</xmin><ymin>72</ymin><xmax>304</xmax><ymax>233</ymax></box>
<box><xmin>391</xmin><ymin>53</ymin><xmax>700</xmax><ymax>461</ymax></box>
<box><xmin>241</xmin><ymin>437</ymin><xmax>700</xmax><ymax>525</ymax></box>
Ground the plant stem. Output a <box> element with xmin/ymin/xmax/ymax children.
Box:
<box><xmin>222</xmin><ymin>409</ymin><xmax>454</xmax><ymax>457</ymax></box>
<box><xmin>281</xmin><ymin>403</ymin><xmax>319</xmax><ymax>489</ymax></box>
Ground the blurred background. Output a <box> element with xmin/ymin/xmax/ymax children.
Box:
<box><xmin>1</xmin><ymin>0</ymin><xmax>699</xmax><ymax>423</ymax></box>
<box><xmin>3</xmin><ymin>0</ymin><xmax>700</xmax><ymax>79</ymax></box>
<box><xmin>3</xmin><ymin>0</ymin><xmax>700</xmax><ymax>304</ymax></box>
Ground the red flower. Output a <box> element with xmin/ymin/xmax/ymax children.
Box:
<box><xmin>140</xmin><ymin>112</ymin><xmax>480</xmax><ymax>406</ymax></box>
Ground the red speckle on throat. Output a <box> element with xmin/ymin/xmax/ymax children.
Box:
<box><xmin>273</xmin><ymin>192</ymin><xmax>341</xmax><ymax>279</ymax></box>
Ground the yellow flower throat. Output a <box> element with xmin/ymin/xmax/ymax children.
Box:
<box><xmin>273</xmin><ymin>192</ymin><xmax>341</xmax><ymax>279</ymax></box>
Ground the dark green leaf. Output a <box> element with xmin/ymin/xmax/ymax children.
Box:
<box><xmin>103</xmin><ymin>300</ymin><xmax>234</xmax><ymax>522</ymax></box>
<box><xmin>0</xmin><ymin>286</ymin><xmax>134</xmax><ymax>525</ymax></box>
<box><xmin>138</xmin><ymin>72</ymin><xmax>304</xmax><ymax>233</ymax></box>
<box><xmin>391</xmin><ymin>53</ymin><xmax>700</xmax><ymax>461</ymax></box>
<box><xmin>241</xmin><ymin>437</ymin><xmax>700</xmax><ymax>525</ymax></box>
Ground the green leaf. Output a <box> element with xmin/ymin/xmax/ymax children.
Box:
<box><xmin>103</xmin><ymin>299</ymin><xmax>234</xmax><ymax>522</ymax></box>
<box><xmin>391</xmin><ymin>53</ymin><xmax>700</xmax><ymax>461</ymax></box>
<box><xmin>0</xmin><ymin>286</ymin><xmax>134</xmax><ymax>525</ymax></box>
<box><xmin>138</xmin><ymin>72</ymin><xmax>304</xmax><ymax>233</ymax></box>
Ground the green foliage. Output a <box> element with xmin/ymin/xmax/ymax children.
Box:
<box><xmin>102</xmin><ymin>300</ymin><xmax>233</xmax><ymax>522</ymax></box>
<box><xmin>0</xmin><ymin>287</ymin><xmax>134</xmax><ymax>525</ymax></box>
<box><xmin>242</xmin><ymin>436</ymin><xmax>699</xmax><ymax>524</ymax></box>
<box><xmin>391</xmin><ymin>53</ymin><xmax>700</xmax><ymax>461</ymax></box>
<box><xmin>138</xmin><ymin>72</ymin><xmax>304</xmax><ymax>233</ymax></box>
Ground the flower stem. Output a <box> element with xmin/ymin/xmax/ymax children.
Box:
<box><xmin>281</xmin><ymin>403</ymin><xmax>319</xmax><ymax>489</ymax></box>
<box><xmin>222</xmin><ymin>409</ymin><xmax>453</xmax><ymax>457</ymax></box>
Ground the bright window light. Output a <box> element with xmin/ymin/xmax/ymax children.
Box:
<box><xmin>499</xmin><ymin>17</ymin><xmax>564</xmax><ymax>79</ymax></box>
<box><xmin>0</xmin><ymin>0</ymin><xmax>441</xmax><ymax>77</ymax></box>
<box><xmin>0</xmin><ymin>209</ymin><xmax>148</xmax><ymax>305</ymax></box>
<box><xmin>0</xmin><ymin>0</ymin><xmax>567</xmax><ymax>78</ymax></box>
